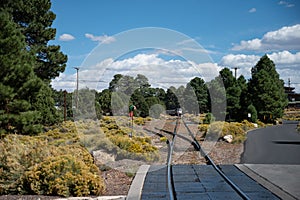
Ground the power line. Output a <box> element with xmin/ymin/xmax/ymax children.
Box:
<box><xmin>53</xmin><ymin>79</ymin><xmax>107</xmax><ymax>82</ymax></box>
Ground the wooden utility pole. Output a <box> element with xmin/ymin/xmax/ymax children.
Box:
<box><xmin>64</xmin><ymin>90</ymin><xmax>67</xmax><ymax>121</ymax></box>
<box><xmin>232</xmin><ymin>67</ymin><xmax>240</xmax><ymax>79</ymax></box>
<box><xmin>74</xmin><ymin>67</ymin><xmax>79</xmax><ymax>109</ymax></box>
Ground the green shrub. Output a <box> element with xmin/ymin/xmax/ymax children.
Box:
<box><xmin>203</xmin><ymin>113</ymin><xmax>215</xmax><ymax>124</ymax></box>
<box><xmin>247</xmin><ymin>104</ymin><xmax>258</xmax><ymax>122</ymax></box>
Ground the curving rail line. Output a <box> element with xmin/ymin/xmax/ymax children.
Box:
<box><xmin>166</xmin><ymin>117</ymin><xmax>180</xmax><ymax>200</ymax></box>
<box><xmin>165</xmin><ymin>116</ymin><xmax>251</xmax><ymax>200</ymax></box>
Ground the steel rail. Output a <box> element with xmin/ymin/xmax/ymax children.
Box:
<box><xmin>166</xmin><ymin>117</ymin><xmax>180</xmax><ymax>200</ymax></box>
<box><xmin>182</xmin><ymin>118</ymin><xmax>251</xmax><ymax>200</ymax></box>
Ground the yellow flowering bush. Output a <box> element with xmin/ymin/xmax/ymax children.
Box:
<box><xmin>198</xmin><ymin>120</ymin><xmax>258</xmax><ymax>143</ymax></box>
<box><xmin>198</xmin><ymin>124</ymin><xmax>209</xmax><ymax>133</ymax></box>
<box><xmin>22</xmin><ymin>155</ymin><xmax>104</xmax><ymax>197</ymax></box>
<box><xmin>0</xmin><ymin>121</ymin><xmax>106</xmax><ymax>196</ymax></box>
<box><xmin>0</xmin><ymin>135</ymin><xmax>49</xmax><ymax>194</ymax></box>
<box><xmin>77</xmin><ymin>116</ymin><xmax>159</xmax><ymax>162</ymax></box>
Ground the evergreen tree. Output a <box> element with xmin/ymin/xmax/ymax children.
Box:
<box><xmin>0</xmin><ymin>1</ymin><xmax>66</xmax><ymax>135</ymax></box>
<box><xmin>109</xmin><ymin>74</ymin><xmax>123</xmax><ymax>91</ymax></box>
<box><xmin>74</xmin><ymin>88</ymin><xmax>98</xmax><ymax>120</ymax></box>
<box><xmin>247</xmin><ymin>104</ymin><xmax>257</xmax><ymax>123</ymax></box>
<box><xmin>182</xmin><ymin>85</ymin><xmax>198</xmax><ymax>114</ymax></box>
<box><xmin>135</xmin><ymin>74</ymin><xmax>151</xmax><ymax>91</ymax></box>
<box><xmin>206</xmin><ymin>76</ymin><xmax>226</xmax><ymax>121</ymax></box>
<box><xmin>52</xmin><ymin>89</ymin><xmax>73</xmax><ymax>121</ymax></box>
<box><xmin>165</xmin><ymin>87</ymin><xmax>180</xmax><ymax>110</ymax></box>
<box><xmin>153</xmin><ymin>88</ymin><xmax>166</xmax><ymax>103</ymax></box>
<box><xmin>109</xmin><ymin>74</ymin><xmax>136</xmax><ymax>95</ymax></box>
<box><xmin>185</xmin><ymin>77</ymin><xmax>209</xmax><ymax>114</ymax></box>
<box><xmin>32</xmin><ymin>85</ymin><xmax>59</xmax><ymax>124</ymax></box>
<box><xmin>248</xmin><ymin>55</ymin><xmax>288</xmax><ymax>122</ymax></box>
<box><xmin>219</xmin><ymin>68</ymin><xmax>241</xmax><ymax>121</ymax></box>
<box><xmin>97</xmin><ymin>89</ymin><xmax>112</xmax><ymax>115</ymax></box>
<box><xmin>130</xmin><ymin>90</ymin><xmax>149</xmax><ymax>118</ymax></box>
<box><xmin>1</xmin><ymin>0</ymin><xmax>67</xmax><ymax>82</ymax></box>
<box><xmin>0</xmin><ymin>11</ymin><xmax>42</xmax><ymax>135</ymax></box>
<box><xmin>236</xmin><ymin>75</ymin><xmax>249</xmax><ymax>121</ymax></box>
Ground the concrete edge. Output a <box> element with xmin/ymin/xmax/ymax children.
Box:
<box><xmin>235</xmin><ymin>164</ymin><xmax>297</xmax><ymax>200</ymax></box>
<box><xmin>55</xmin><ymin>195</ymin><xmax>126</xmax><ymax>200</ymax></box>
<box><xmin>126</xmin><ymin>165</ymin><xmax>150</xmax><ymax>200</ymax></box>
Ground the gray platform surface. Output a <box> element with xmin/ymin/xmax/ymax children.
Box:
<box><xmin>236</xmin><ymin>164</ymin><xmax>300</xmax><ymax>200</ymax></box>
<box><xmin>128</xmin><ymin>164</ymin><xmax>290</xmax><ymax>200</ymax></box>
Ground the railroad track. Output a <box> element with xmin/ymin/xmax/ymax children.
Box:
<box><xmin>162</xmin><ymin>116</ymin><xmax>251</xmax><ymax>200</ymax></box>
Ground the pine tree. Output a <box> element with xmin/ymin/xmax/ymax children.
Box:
<box><xmin>219</xmin><ymin>68</ymin><xmax>241</xmax><ymax>121</ymax></box>
<box><xmin>165</xmin><ymin>87</ymin><xmax>180</xmax><ymax>110</ymax></box>
<box><xmin>130</xmin><ymin>90</ymin><xmax>149</xmax><ymax>118</ymax></box>
<box><xmin>1</xmin><ymin>0</ymin><xmax>67</xmax><ymax>82</ymax></box>
<box><xmin>0</xmin><ymin>0</ymin><xmax>65</xmax><ymax>135</ymax></box>
<box><xmin>97</xmin><ymin>89</ymin><xmax>112</xmax><ymax>115</ymax></box>
<box><xmin>0</xmin><ymin>11</ymin><xmax>42</xmax><ymax>135</ymax></box>
<box><xmin>206</xmin><ymin>76</ymin><xmax>226</xmax><ymax>121</ymax></box>
<box><xmin>236</xmin><ymin>75</ymin><xmax>249</xmax><ymax>121</ymax></box>
<box><xmin>184</xmin><ymin>77</ymin><xmax>209</xmax><ymax>114</ymax></box>
<box><xmin>248</xmin><ymin>55</ymin><xmax>288</xmax><ymax>122</ymax></box>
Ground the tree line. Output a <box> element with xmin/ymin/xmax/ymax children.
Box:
<box><xmin>53</xmin><ymin>55</ymin><xmax>288</xmax><ymax>124</ymax></box>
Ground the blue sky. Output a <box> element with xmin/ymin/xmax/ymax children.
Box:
<box><xmin>50</xmin><ymin>0</ymin><xmax>300</xmax><ymax>92</ymax></box>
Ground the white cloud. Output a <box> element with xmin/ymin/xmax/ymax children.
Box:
<box><xmin>267</xmin><ymin>51</ymin><xmax>300</xmax><ymax>67</ymax></box>
<box><xmin>220</xmin><ymin>54</ymin><xmax>260</xmax><ymax>68</ymax></box>
<box><xmin>51</xmin><ymin>53</ymin><xmax>220</xmax><ymax>91</ymax></box>
<box><xmin>85</xmin><ymin>33</ymin><xmax>116</xmax><ymax>44</ymax></box>
<box><xmin>232</xmin><ymin>24</ymin><xmax>300</xmax><ymax>51</ymax></box>
<box><xmin>51</xmin><ymin>73</ymin><xmax>76</xmax><ymax>92</ymax></box>
<box><xmin>248</xmin><ymin>8</ymin><xmax>256</xmax><ymax>13</ymax></box>
<box><xmin>219</xmin><ymin>54</ymin><xmax>260</xmax><ymax>78</ymax></box>
<box><xmin>232</xmin><ymin>39</ymin><xmax>262</xmax><ymax>51</ymax></box>
<box><xmin>263</xmin><ymin>25</ymin><xmax>300</xmax><ymax>45</ymax></box>
<box><xmin>278</xmin><ymin>1</ymin><xmax>295</xmax><ymax>7</ymax></box>
<box><xmin>51</xmin><ymin>59</ymin><xmax>112</xmax><ymax>92</ymax></box>
<box><xmin>59</xmin><ymin>33</ymin><xmax>75</xmax><ymax>41</ymax></box>
<box><xmin>51</xmin><ymin>51</ymin><xmax>300</xmax><ymax>93</ymax></box>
